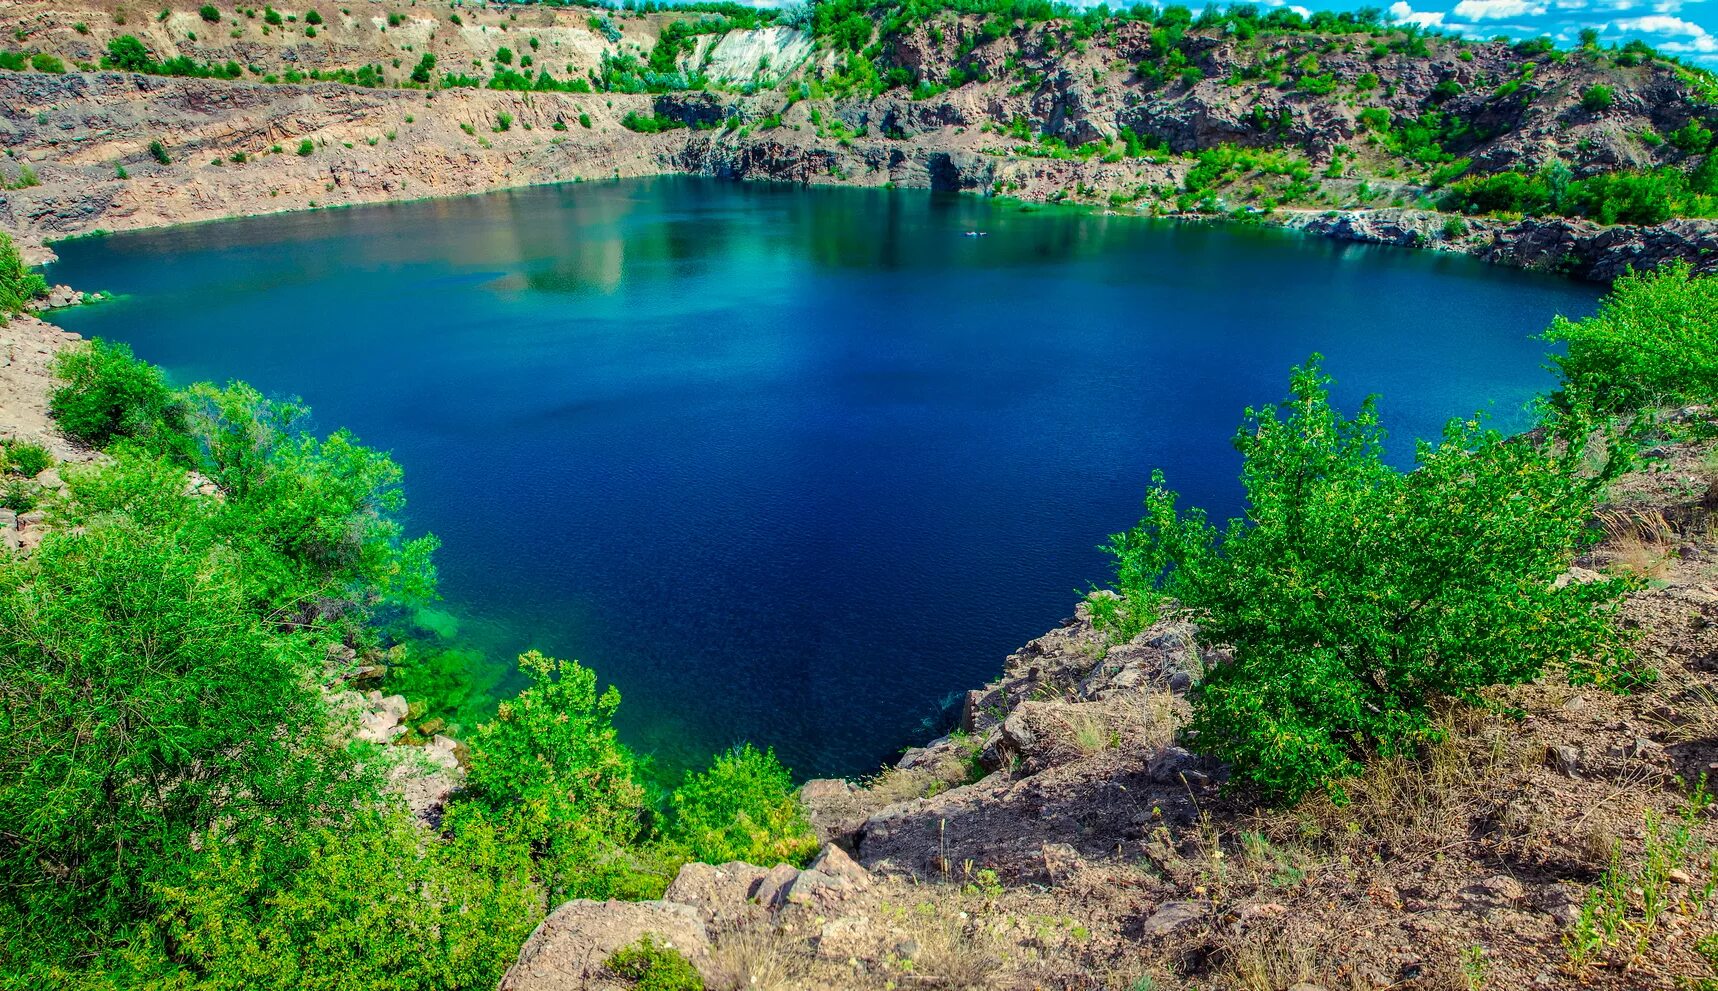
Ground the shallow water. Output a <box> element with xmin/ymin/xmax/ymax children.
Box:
<box><xmin>48</xmin><ymin>177</ymin><xmax>1602</xmax><ymax>778</ymax></box>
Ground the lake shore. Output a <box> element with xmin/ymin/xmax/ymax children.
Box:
<box><xmin>6</xmin><ymin>70</ymin><xmax>1716</xmax><ymax>283</ymax></box>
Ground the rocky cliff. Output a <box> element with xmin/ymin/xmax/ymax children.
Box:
<box><xmin>3</xmin><ymin>0</ymin><xmax>1716</xmax><ymax>277</ymax></box>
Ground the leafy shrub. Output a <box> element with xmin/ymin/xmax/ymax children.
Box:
<box><xmin>0</xmin><ymin>230</ymin><xmax>47</xmax><ymax>320</ymax></box>
<box><xmin>199</xmin><ymin>4</ymin><xmax>221</xmax><ymax>22</ymax></box>
<box><xmin>579</xmin><ymin>112</ymin><xmax>592</xmax><ymax>128</ymax></box>
<box><xmin>305</xmin><ymin>8</ymin><xmax>322</xmax><ymax>24</ymax></box>
<box><xmin>149</xmin><ymin>139</ymin><xmax>170</xmax><ymax>163</ymax></box>
<box><xmin>0</xmin><ymin>478</ymin><xmax>37</xmax><ymax>512</ymax></box>
<box><xmin>1582</xmin><ymin>83</ymin><xmax>1614</xmax><ymax>112</ymax></box>
<box><xmin>134</xmin><ymin>807</ymin><xmax>541</xmax><ymax>990</ymax></box>
<box><xmin>297</xmin><ymin>138</ymin><xmax>314</xmax><ymax>155</ymax></box>
<box><xmin>1546</xmin><ymin>262</ymin><xmax>1718</xmax><ymax>413</ymax></box>
<box><xmin>620</xmin><ymin>111</ymin><xmax>685</xmax><ymax>133</ymax></box>
<box><xmin>2</xmin><ymin>439</ymin><xmax>52</xmax><ymax>477</ymax></box>
<box><xmin>495</xmin><ymin>110</ymin><xmax>513</xmax><ymax>132</ymax></box>
<box><xmin>605</xmin><ymin>935</ymin><xmax>704</xmax><ymax>991</ymax></box>
<box><xmin>0</xmin><ymin>51</ymin><xmax>25</xmax><ymax>71</ymax></box>
<box><xmin>1097</xmin><ymin>359</ymin><xmax>1631</xmax><ymax>802</ymax></box>
<box><xmin>449</xmin><ymin>651</ymin><xmax>664</xmax><ymax>902</ymax></box>
<box><xmin>668</xmin><ymin>744</ymin><xmax>818</xmax><ymax>866</ymax></box>
<box><xmin>30</xmin><ymin>52</ymin><xmax>65</xmax><ymax>73</ymax></box>
<box><xmin>48</xmin><ymin>339</ymin><xmax>179</xmax><ymax>446</ymax></box>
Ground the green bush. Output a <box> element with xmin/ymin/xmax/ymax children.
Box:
<box><xmin>149</xmin><ymin>139</ymin><xmax>170</xmax><ymax>164</ymax></box>
<box><xmin>605</xmin><ymin>935</ymin><xmax>704</xmax><ymax>991</ymax></box>
<box><xmin>297</xmin><ymin>138</ymin><xmax>314</xmax><ymax>155</ymax></box>
<box><xmin>2</xmin><ymin>439</ymin><xmax>52</xmax><ymax>477</ymax></box>
<box><xmin>1581</xmin><ymin>83</ymin><xmax>1614</xmax><ymax>112</ymax></box>
<box><xmin>199</xmin><ymin>4</ymin><xmax>221</xmax><ymax>22</ymax></box>
<box><xmin>305</xmin><ymin>8</ymin><xmax>322</xmax><ymax>24</ymax></box>
<box><xmin>1097</xmin><ymin>359</ymin><xmax>1632</xmax><ymax>802</ymax></box>
<box><xmin>1546</xmin><ymin>261</ymin><xmax>1718</xmax><ymax>413</ymax></box>
<box><xmin>0</xmin><ymin>230</ymin><xmax>47</xmax><ymax>320</ymax></box>
<box><xmin>29</xmin><ymin>52</ymin><xmax>65</xmax><ymax>73</ymax></box>
<box><xmin>668</xmin><ymin>744</ymin><xmax>818</xmax><ymax>866</ymax></box>
<box><xmin>449</xmin><ymin>650</ymin><xmax>667</xmax><ymax>902</ymax></box>
<box><xmin>48</xmin><ymin>339</ymin><xmax>180</xmax><ymax>446</ymax></box>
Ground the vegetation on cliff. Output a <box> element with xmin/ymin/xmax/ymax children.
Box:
<box><xmin>0</xmin><ymin>232</ymin><xmax>46</xmax><ymax>322</ymax></box>
<box><xmin>0</xmin><ymin>342</ymin><xmax>816</xmax><ymax>989</ymax></box>
<box><xmin>1094</xmin><ymin>263</ymin><xmax>1704</xmax><ymax>803</ymax></box>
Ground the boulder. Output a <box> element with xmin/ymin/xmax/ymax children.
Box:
<box><xmin>663</xmin><ymin>860</ymin><xmax>770</xmax><ymax>919</ymax></box>
<box><xmin>499</xmin><ymin>899</ymin><xmax>709</xmax><ymax>991</ymax></box>
<box><xmin>1138</xmin><ymin>900</ymin><xmax>1206</xmax><ymax>937</ymax></box>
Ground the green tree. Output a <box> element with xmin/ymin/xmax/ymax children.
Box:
<box><xmin>668</xmin><ymin>744</ymin><xmax>818</xmax><ymax>866</ymax></box>
<box><xmin>1097</xmin><ymin>359</ymin><xmax>1633</xmax><ymax>802</ymax></box>
<box><xmin>1582</xmin><ymin>83</ymin><xmax>1615</xmax><ymax>112</ymax></box>
<box><xmin>1546</xmin><ymin>261</ymin><xmax>1718</xmax><ymax>413</ymax></box>
<box><xmin>48</xmin><ymin>339</ymin><xmax>180</xmax><ymax>446</ymax></box>
<box><xmin>449</xmin><ymin>651</ymin><xmax>664</xmax><ymax>902</ymax></box>
<box><xmin>102</xmin><ymin>35</ymin><xmax>156</xmax><ymax>72</ymax></box>
<box><xmin>0</xmin><ymin>231</ymin><xmax>47</xmax><ymax>322</ymax></box>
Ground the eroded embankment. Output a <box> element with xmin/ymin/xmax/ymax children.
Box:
<box><xmin>4</xmin><ymin>69</ymin><xmax>1717</xmax><ymax>282</ymax></box>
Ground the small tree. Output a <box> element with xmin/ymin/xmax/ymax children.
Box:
<box><xmin>0</xmin><ymin>231</ymin><xmax>47</xmax><ymax>322</ymax></box>
<box><xmin>668</xmin><ymin>744</ymin><xmax>818</xmax><ymax>866</ymax></box>
<box><xmin>1097</xmin><ymin>359</ymin><xmax>1633</xmax><ymax>802</ymax></box>
<box><xmin>48</xmin><ymin>339</ymin><xmax>180</xmax><ymax>445</ymax></box>
<box><xmin>1546</xmin><ymin>261</ymin><xmax>1718</xmax><ymax>413</ymax></box>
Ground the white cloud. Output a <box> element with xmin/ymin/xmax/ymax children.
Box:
<box><xmin>1290</xmin><ymin>4</ymin><xmax>1313</xmax><ymax>14</ymax></box>
<box><xmin>1390</xmin><ymin>0</ymin><xmax>1449</xmax><ymax>26</ymax></box>
<box><xmin>1451</xmin><ymin>0</ymin><xmax>1550</xmax><ymax>18</ymax></box>
<box><xmin>1611</xmin><ymin>12</ymin><xmax>1710</xmax><ymax>31</ymax></box>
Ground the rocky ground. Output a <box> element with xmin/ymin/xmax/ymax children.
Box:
<box><xmin>3</xmin><ymin>1</ymin><xmax>1716</xmax><ymax>277</ymax></box>
<box><xmin>496</xmin><ymin>426</ymin><xmax>1718</xmax><ymax>989</ymax></box>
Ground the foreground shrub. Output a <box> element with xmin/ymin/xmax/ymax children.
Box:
<box><xmin>1097</xmin><ymin>358</ymin><xmax>1632</xmax><ymax>802</ymax></box>
<box><xmin>0</xmin><ymin>231</ymin><xmax>46</xmax><ymax>321</ymax></box>
<box><xmin>0</xmin><ymin>496</ymin><xmax>356</xmax><ymax>960</ymax></box>
<box><xmin>669</xmin><ymin>743</ymin><xmax>819</xmax><ymax>866</ymax></box>
<box><xmin>1546</xmin><ymin>261</ymin><xmax>1718</xmax><ymax>413</ymax></box>
<box><xmin>450</xmin><ymin>650</ymin><xmax>666</xmax><ymax>902</ymax></box>
<box><xmin>606</xmin><ymin>934</ymin><xmax>704</xmax><ymax>991</ymax></box>
<box><xmin>1</xmin><ymin>440</ymin><xmax>51</xmax><ymax>477</ymax></box>
<box><xmin>48</xmin><ymin>339</ymin><xmax>179</xmax><ymax>446</ymax></box>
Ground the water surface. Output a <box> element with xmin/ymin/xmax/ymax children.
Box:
<box><xmin>48</xmin><ymin>178</ymin><xmax>1603</xmax><ymax>778</ymax></box>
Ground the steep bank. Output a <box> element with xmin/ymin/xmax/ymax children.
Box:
<box><xmin>5</xmin><ymin>0</ymin><xmax>1718</xmax><ymax>277</ymax></box>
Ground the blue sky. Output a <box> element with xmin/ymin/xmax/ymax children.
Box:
<box><xmin>1370</xmin><ymin>0</ymin><xmax>1718</xmax><ymax>67</ymax></box>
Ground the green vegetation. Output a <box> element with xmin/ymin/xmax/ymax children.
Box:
<box><xmin>1442</xmin><ymin>163</ymin><xmax>1718</xmax><ymax>225</ymax></box>
<box><xmin>1545</xmin><ymin>261</ymin><xmax>1718</xmax><ymax>413</ymax></box>
<box><xmin>148</xmin><ymin>139</ymin><xmax>170</xmax><ymax>164</ymax></box>
<box><xmin>621</xmin><ymin>110</ymin><xmax>686</xmax><ymax>133</ymax></box>
<box><xmin>297</xmin><ymin>137</ymin><xmax>315</xmax><ymax>155</ymax></box>
<box><xmin>103</xmin><ymin>34</ymin><xmax>243</xmax><ymax>79</ymax></box>
<box><xmin>1095</xmin><ymin>357</ymin><xmax>1631</xmax><ymax>802</ymax></box>
<box><xmin>1582</xmin><ymin>83</ymin><xmax>1615</xmax><ymax>112</ymax></box>
<box><xmin>606</xmin><ymin>935</ymin><xmax>704</xmax><ymax>991</ymax></box>
<box><xmin>1094</xmin><ymin>265</ymin><xmax>1718</xmax><ymax>804</ymax></box>
<box><xmin>2</xmin><ymin>440</ymin><xmax>52</xmax><ymax>478</ymax></box>
<box><xmin>5</xmin><ymin>339</ymin><xmax>818</xmax><ymax>987</ymax></box>
<box><xmin>199</xmin><ymin>4</ymin><xmax>221</xmax><ymax>23</ymax></box>
<box><xmin>29</xmin><ymin>52</ymin><xmax>65</xmax><ymax>73</ymax></box>
<box><xmin>0</xmin><ymin>231</ymin><xmax>47</xmax><ymax>322</ymax></box>
<box><xmin>668</xmin><ymin>743</ymin><xmax>820</xmax><ymax>866</ymax></box>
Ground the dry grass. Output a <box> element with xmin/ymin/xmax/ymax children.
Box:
<box><xmin>903</xmin><ymin>911</ymin><xmax>1003</xmax><ymax>990</ymax></box>
<box><xmin>1206</xmin><ymin>923</ymin><xmax>1317</xmax><ymax>991</ymax></box>
<box><xmin>1138</xmin><ymin>690</ymin><xmax>1182</xmax><ymax>750</ymax></box>
<box><xmin>1060</xmin><ymin>708</ymin><xmax>1118</xmax><ymax>755</ymax></box>
<box><xmin>706</xmin><ymin>925</ymin><xmax>810</xmax><ymax>991</ymax></box>
<box><xmin>1597</xmin><ymin>508</ymin><xmax>1679</xmax><ymax>580</ymax></box>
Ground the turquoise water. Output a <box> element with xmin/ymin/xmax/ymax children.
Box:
<box><xmin>47</xmin><ymin>177</ymin><xmax>1602</xmax><ymax>778</ymax></box>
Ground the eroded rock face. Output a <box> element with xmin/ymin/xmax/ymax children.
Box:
<box><xmin>499</xmin><ymin>899</ymin><xmax>711</xmax><ymax>991</ymax></box>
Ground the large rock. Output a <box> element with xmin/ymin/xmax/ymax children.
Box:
<box><xmin>499</xmin><ymin>899</ymin><xmax>710</xmax><ymax>991</ymax></box>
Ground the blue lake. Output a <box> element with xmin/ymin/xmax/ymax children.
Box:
<box><xmin>47</xmin><ymin>177</ymin><xmax>1603</xmax><ymax>779</ymax></box>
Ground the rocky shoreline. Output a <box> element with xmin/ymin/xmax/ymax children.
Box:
<box><xmin>5</xmin><ymin>67</ymin><xmax>1716</xmax><ymax>281</ymax></box>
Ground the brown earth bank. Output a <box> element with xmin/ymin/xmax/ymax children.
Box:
<box><xmin>3</xmin><ymin>0</ymin><xmax>1718</xmax><ymax>277</ymax></box>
